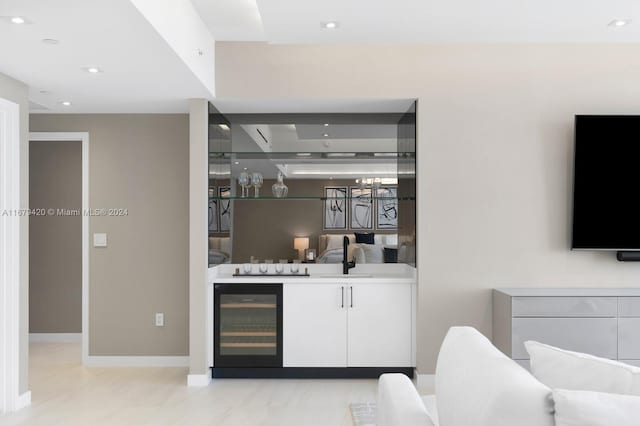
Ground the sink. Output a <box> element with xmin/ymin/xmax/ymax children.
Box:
<box><xmin>317</xmin><ymin>274</ymin><xmax>373</xmax><ymax>279</ymax></box>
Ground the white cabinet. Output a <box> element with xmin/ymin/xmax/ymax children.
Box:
<box><xmin>348</xmin><ymin>284</ymin><xmax>412</xmax><ymax>367</ymax></box>
<box><xmin>284</xmin><ymin>282</ymin><xmax>414</xmax><ymax>368</ymax></box>
<box><xmin>283</xmin><ymin>283</ymin><xmax>347</xmax><ymax>367</ymax></box>
<box><xmin>494</xmin><ymin>290</ymin><xmax>640</xmax><ymax>364</ymax></box>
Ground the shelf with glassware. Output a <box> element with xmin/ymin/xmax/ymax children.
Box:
<box><xmin>208</xmin><ymin>152</ymin><xmax>414</xmax><ymax>201</ymax></box>
<box><xmin>208</xmin><ymin>151</ymin><xmax>415</xmax><ymax>161</ymax></box>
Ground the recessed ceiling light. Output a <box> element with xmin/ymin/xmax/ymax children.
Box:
<box><xmin>323</xmin><ymin>133</ymin><xmax>329</xmax><ymax>137</ymax></box>
<box><xmin>11</xmin><ymin>16</ymin><xmax>25</xmax><ymax>24</ymax></box>
<box><xmin>321</xmin><ymin>21</ymin><xmax>339</xmax><ymax>29</ymax></box>
<box><xmin>243</xmin><ymin>167</ymin><xmax>248</xmax><ymax>171</ymax></box>
<box><xmin>61</xmin><ymin>101</ymin><xmax>72</xmax><ymax>107</ymax></box>
<box><xmin>296</xmin><ymin>153</ymin><xmax>312</xmax><ymax>157</ymax></box>
<box><xmin>323</xmin><ymin>123</ymin><xmax>329</xmax><ymax>127</ymax></box>
<box><xmin>234</xmin><ymin>161</ymin><xmax>239</xmax><ymax>165</ymax></box>
<box><xmin>218</xmin><ymin>124</ymin><xmax>230</xmax><ymax>131</ymax></box>
<box><xmin>609</xmin><ymin>19</ymin><xmax>631</xmax><ymax>27</ymax></box>
<box><xmin>42</xmin><ymin>38</ymin><xmax>59</xmax><ymax>45</ymax></box>
<box><xmin>82</xmin><ymin>67</ymin><xmax>102</xmax><ymax>74</ymax></box>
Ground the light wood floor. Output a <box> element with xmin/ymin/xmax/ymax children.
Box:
<box><xmin>1</xmin><ymin>343</ymin><xmax>381</xmax><ymax>426</ymax></box>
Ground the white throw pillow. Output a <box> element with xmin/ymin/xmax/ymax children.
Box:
<box><xmin>436</xmin><ymin>327</ymin><xmax>554</xmax><ymax>426</ymax></box>
<box><xmin>361</xmin><ymin>243</ymin><xmax>384</xmax><ymax>263</ymax></box>
<box><xmin>553</xmin><ymin>389</ymin><xmax>640</xmax><ymax>426</ymax></box>
<box><xmin>525</xmin><ymin>340</ymin><xmax>640</xmax><ymax>395</ymax></box>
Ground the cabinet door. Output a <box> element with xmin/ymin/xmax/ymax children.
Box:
<box><xmin>347</xmin><ymin>283</ymin><xmax>413</xmax><ymax>367</ymax></box>
<box><xmin>283</xmin><ymin>283</ymin><xmax>347</xmax><ymax>367</ymax></box>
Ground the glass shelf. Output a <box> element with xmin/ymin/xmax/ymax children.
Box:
<box><xmin>209</xmin><ymin>151</ymin><xmax>415</xmax><ymax>160</ymax></box>
<box><xmin>209</xmin><ymin>196</ymin><xmax>416</xmax><ymax>201</ymax></box>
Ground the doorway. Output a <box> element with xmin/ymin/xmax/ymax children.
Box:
<box><xmin>29</xmin><ymin>140</ymin><xmax>82</xmax><ymax>342</ymax></box>
<box><xmin>29</xmin><ymin>132</ymin><xmax>89</xmax><ymax>365</ymax></box>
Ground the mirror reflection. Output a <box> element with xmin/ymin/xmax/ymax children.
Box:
<box><xmin>208</xmin><ymin>103</ymin><xmax>416</xmax><ymax>267</ymax></box>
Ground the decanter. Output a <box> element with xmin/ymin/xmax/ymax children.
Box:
<box><xmin>271</xmin><ymin>171</ymin><xmax>288</xmax><ymax>198</ymax></box>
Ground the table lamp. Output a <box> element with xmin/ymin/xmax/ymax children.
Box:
<box><xmin>294</xmin><ymin>237</ymin><xmax>309</xmax><ymax>261</ymax></box>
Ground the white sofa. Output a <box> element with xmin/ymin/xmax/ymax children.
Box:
<box><xmin>377</xmin><ymin>326</ymin><xmax>555</xmax><ymax>426</ymax></box>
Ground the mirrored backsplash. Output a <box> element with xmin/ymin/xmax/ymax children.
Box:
<box><xmin>208</xmin><ymin>102</ymin><xmax>416</xmax><ymax>267</ymax></box>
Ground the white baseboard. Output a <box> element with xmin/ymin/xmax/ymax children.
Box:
<box><xmin>187</xmin><ymin>374</ymin><xmax>211</xmax><ymax>387</ymax></box>
<box><xmin>15</xmin><ymin>391</ymin><xmax>31</xmax><ymax>410</ymax></box>
<box><xmin>29</xmin><ymin>333</ymin><xmax>82</xmax><ymax>343</ymax></box>
<box><xmin>416</xmin><ymin>373</ymin><xmax>435</xmax><ymax>389</ymax></box>
<box><xmin>84</xmin><ymin>356</ymin><xmax>189</xmax><ymax>367</ymax></box>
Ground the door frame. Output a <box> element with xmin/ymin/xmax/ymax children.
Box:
<box><xmin>0</xmin><ymin>98</ymin><xmax>21</xmax><ymax>413</ymax></box>
<box><xmin>29</xmin><ymin>132</ymin><xmax>90</xmax><ymax>365</ymax></box>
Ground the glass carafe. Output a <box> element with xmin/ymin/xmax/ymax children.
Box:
<box><xmin>271</xmin><ymin>171</ymin><xmax>288</xmax><ymax>198</ymax></box>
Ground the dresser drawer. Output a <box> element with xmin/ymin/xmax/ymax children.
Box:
<box><xmin>512</xmin><ymin>297</ymin><xmax>617</xmax><ymax>317</ymax></box>
<box><xmin>512</xmin><ymin>317</ymin><xmax>617</xmax><ymax>359</ymax></box>
<box><xmin>619</xmin><ymin>298</ymin><xmax>640</xmax><ymax>317</ymax></box>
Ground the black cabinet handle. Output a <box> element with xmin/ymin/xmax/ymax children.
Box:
<box><xmin>341</xmin><ymin>286</ymin><xmax>344</xmax><ymax>308</ymax></box>
<box><xmin>350</xmin><ymin>286</ymin><xmax>353</xmax><ymax>308</ymax></box>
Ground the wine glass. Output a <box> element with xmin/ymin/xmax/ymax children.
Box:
<box><xmin>275</xmin><ymin>263</ymin><xmax>284</xmax><ymax>274</ymax></box>
<box><xmin>238</xmin><ymin>172</ymin><xmax>250</xmax><ymax>198</ymax></box>
<box><xmin>290</xmin><ymin>263</ymin><xmax>300</xmax><ymax>274</ymax></box>
<box><xmin>251</xmin><ymin>172</ymin><xmax>263</xmax><ymax>198</ymax></box>
<box><xmin>259</xmin><ymin>263</ymin><xmax>268</xmax><ymax>274</ymax></box>
<box><xmin>243</xmin><ymin>263</ymin><xmax>252</xmax><ymax>275</ymax></box>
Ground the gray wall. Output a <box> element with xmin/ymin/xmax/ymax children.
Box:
<box><xmin>216</xmin><ymin>42</ymin><xmax>640</xmax><ymax>373</ymax></box>
<box><xmin>30</xmin><ymin>115</ymin><xmax>189</xmax><ymax>356</ymax></box>
<box><xmin>29</xmin><ymin>141</ymin><xmax>82</xmax><ymax>333</ymax></box>
<box><xmin>0</xmin><ymin>72</ymin><xmax>30</xmax><ymax>394</ymax></box>
<box><xmin>232</xmin><ymin>178</ymin><xmax>395</xmax><ymax>262</ymax></box>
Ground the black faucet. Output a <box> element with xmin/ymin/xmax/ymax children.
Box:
<box><xmin>343</xmin><ymin>236</ymin><xmax>356</xmax><ymax>275</ymax></box>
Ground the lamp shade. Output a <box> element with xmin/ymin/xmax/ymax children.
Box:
<box><xmin>294</xmin><ymin>237</ymin><xmax>310</xmax><ymax>251</ymax></box>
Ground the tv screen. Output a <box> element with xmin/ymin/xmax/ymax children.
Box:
<box><xmin>572</xmin><ymin>115</ymin><xmax>640</xmax><ymax>250</ymax></box>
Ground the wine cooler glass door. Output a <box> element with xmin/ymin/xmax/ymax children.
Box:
<box><xmin>214</xmin><ymin>284</ymin><xmax>283</xmax><ymax>367</ymax></box>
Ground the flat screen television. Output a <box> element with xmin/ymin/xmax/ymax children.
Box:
<box><xmin>572</xmin><ymin>115</ymin><xmax>640</xmax><ymax>250</ymax></box>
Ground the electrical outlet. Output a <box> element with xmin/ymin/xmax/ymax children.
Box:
<box><xmin>155</xmin><ymin>313</ymin><xmax>164</xmax><ymax>327</ymax></box>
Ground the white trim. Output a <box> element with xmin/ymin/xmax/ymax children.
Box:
<box><xmin>0</xmin><ymin>98</ymin><xmax>21</xmax><ymax>413</ymax></box>
<box><xmin>15</xmin><ymin>391</ymin><xmax>30</xmax><ymax>410</ymax></box>
<box><xmin>29</xmin><ymin>333</ymin><xmax>82</xmax><ymax>343</ymax></box>
<box><xmin>84</xmin><ymin>356</ymin><xmax>189</xmax><ymax>367</ymax></box>
<box><xmin>415</xmin><ymin>373</ymin><xmax>435</xmax><ymax>389</ymax></box>
<box><xmin>187</xmin><ymin>374</ymin><xmax>211</xmax><ymax>387</ymax></box>
<box><xmin>29</xmin><ymin>133</ymin><xmax>89</xmax><ymax>366</ymax></box>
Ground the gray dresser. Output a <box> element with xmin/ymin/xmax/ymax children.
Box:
<box><xmin>493</xmin><ymin>288</ymin><xmax>640</xmax><ymax>369</ymax></box>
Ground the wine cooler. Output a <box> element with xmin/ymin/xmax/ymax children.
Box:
<box><xmin>214</xmin><ymin>283</ymin><xmax>283</xmax><ymax>368</ymax></box>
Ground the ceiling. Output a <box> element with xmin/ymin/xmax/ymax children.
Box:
<box><xmin>191</xmin><ymin>0</ymin><xmax>265</xmax><ymax>41</ymax></box>
<box><xmin>0</xmin><ymin>0</ymin><xmax>212</xmax><ymax>113</ymax></box>
<box><xmin>3</xmin><ymin>0</ymin><xmax>639</xmax><ymax>115</ymax></box>
<box><xmin>198</xmin><ymin>0</ymin><xmax>640</xmax><ymax>43</ymax></box>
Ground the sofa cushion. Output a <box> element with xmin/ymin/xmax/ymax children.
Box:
<box><xmin>553</xmin><ymin>389</ymin><xmax>640</xmax><ymax>426</ymax></box>
<box><xmin>526</xmin><ymin>340</ymin><xmax>640</xmax><ymax>395</ymax></box>
<box><xmin>377</xmin><ymin>374</ymin><xmax>435</xmax><ymax>426</ymax></box>
<box><xmin>435</xmin><ymin>327</ymin><xmax>554</xmax><ymax>426</ymax></box>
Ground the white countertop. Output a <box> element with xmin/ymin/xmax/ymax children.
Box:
<box><xmin>208</xmin><ymin>263</ymin><xmax>416</xmax><ymax>285</ymax></box>
<box><xmin>495</xmin><ymin>288</ymin><xmax>640</xmax><ymax>297</ymax></box>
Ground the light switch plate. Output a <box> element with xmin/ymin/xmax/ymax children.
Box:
<box><xmin>93</xmin><ymin>233</ymin><xmax>107</xmax><ymax>248</ymax></box>
<box><xmin>155</xmin><ymin>313</ymin><xmax>164</xmax><ymax>327</ymax></box>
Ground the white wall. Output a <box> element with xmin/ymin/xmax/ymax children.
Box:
<box><xmin>216</xmin><ymin>42</ymin><xmax>640</xmax><ymax>372</ymax></box>
<box><xmin>0</xmin><ymin>72</ymin><xmax>29</xmax><ymax>393</ymax></box>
